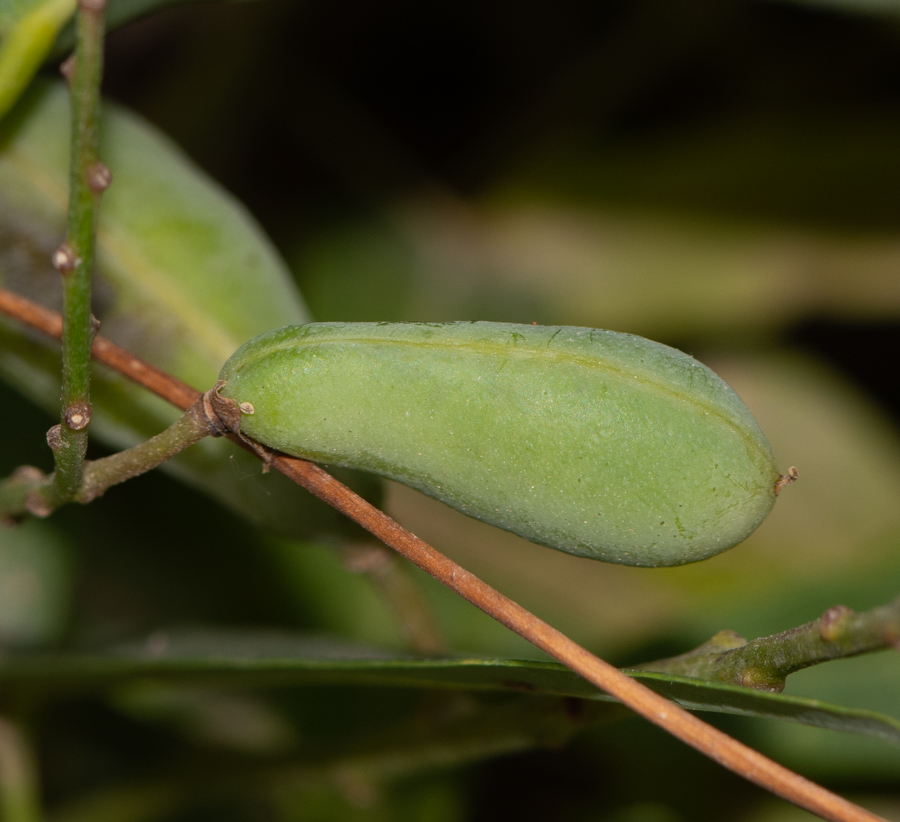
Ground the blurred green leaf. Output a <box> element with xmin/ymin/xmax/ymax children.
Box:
<box><xmin>750</xmin><ymin>651</ymin><xmax>900</xmax><ymax>780</ymax></box>
<box><xmin>264</xmin><ymin>541</ymin><xmax>415</xmax><ymax>651</ymax></box>
<box><xmin>295</xmin><ymin>199</ymin><xmax>900</xmax><ymax>341</ymax></box>
<box><xmin>0</xmin><ymin>80</ymin><xmax>309</xmax><ymax>383</ymax></box>
<box><xmin>265</xmin><ymin>538</ymin><xmax>547</xmax><ymax>660</ymax></box>
<box><xmin>115</xmin><ymin>687</ymin><xmax>298</xmax><ymax>754</ymax></box>
<box><xmin>0</xmin><ymin>0</ymin><xmax>74</xmax><ymax>120</ymax></box>
<box><xmin>0</xmin><ymin>82</ymin><xmax>382</xmax><ymax>537</ymax></box>
<box><xmin>0</xmin><ymin>518</ymin><xmax>71</xmax><ymax>647</ymax></box>
<box><xmin>2</xmin><ymin>628</ymin><xmax>899</xmax><ymax>748</ymax></box>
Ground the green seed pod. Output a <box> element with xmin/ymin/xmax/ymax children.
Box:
<box><xmin>219</xmin><ymin>322</ymin><xmax>782</xmax><ymax>567</ymax></box>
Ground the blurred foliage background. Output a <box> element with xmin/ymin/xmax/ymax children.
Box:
<box><xmin>3</xmin><ymin>0</ymin><xmax>900</xmax><ymax>819</ymax></box>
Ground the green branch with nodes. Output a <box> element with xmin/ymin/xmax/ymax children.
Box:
<box><xmin>635</xmin><ymin>598</ymin><xmax>900</xmax><ymax>690</ymax></box>
<box><xmin>40</xmin><ymin>0</ymin><xmax>107</xmax><ymax>511</ymax></box>
<box><xmin>0</xmin><ymin>7</ymin><xmax>106</xmax><ymax>818</ymax></box>
<box><xmin>0</xmin><ymin>391</ymin><xmax>220</xmax><ymax>521</ymax></box>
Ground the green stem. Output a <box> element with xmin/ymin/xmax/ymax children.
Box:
<box><xmin>0</xmin><ymin>715</ymin><xmax>42</xmax><ymax>822</ymax></box>
<box><xmin>634</xmin><ymin>596</ymin><xmax>900</xmax><ymax>692</ymax></box>
<box><xmin>75</xmin><ymin>406</ymin><xmax>213</xmax><ymax>503</ymax></box>
<box><xmin>340</xmin><ymin>543</ymin><xmax>448</xmax><ymax>655</ymax></box>
<box><xmin>49</xmin><ymin>0</ymin><xmax>107</xmax><ymax>507</ymax></box>
<box><xmin>0</xmin><ymin>401</ymin><xmax>214</xmax><ymax>520</ymax></box>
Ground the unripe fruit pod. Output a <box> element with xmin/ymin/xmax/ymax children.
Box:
<box><xmin>218</xmin><ymin>322</ymin><xmax>781</xmax><ymax>567</ymax></box>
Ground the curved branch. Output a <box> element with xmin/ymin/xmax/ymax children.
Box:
<box><xmin>0</xmin><ymin>391</ymin><xmax>222</xmax><ymax>520</ymax></box>
<box><xmin>635</xmin><ymin>598</ymin><xmax>900</xmax><ymax>691</ymax></box>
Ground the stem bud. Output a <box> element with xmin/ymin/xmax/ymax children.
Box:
<box><xmin>65</xmin><ymin>402</ymin><xmax>92</xmax><ymax>431</ymax></box>
<box><xmin>46</xmin><ymin>425</ymin><xmax>63</xmax><ymax>450</ymax></box>
<box><xmin>819</xmin><ymin>605</ymin><xmax>854</xmax><ymax>642</ymax></box>
<box><xmin>24</xmin><ymin>491</ymin><xmax>53</xmax><ymax>518</ymax></box>
<box><xmin>87</xmin><ymin>162</ymin><xmax>112</xmax><ymax>193</ymax></box>
<box><xmin>59</xmin><ymin>54</ymin><xmax>76</xmax><ymax>83</ymax></box>
<box><xmin>51</xmin><ymin>243</ymin><xmax>79</xmax><ymax>274</ymax></box>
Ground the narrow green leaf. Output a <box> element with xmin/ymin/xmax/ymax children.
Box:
<box><xmin>2</xmin><ymin>629</ymin><xmax>898</xmax><ymax>747</ymax></box>
<box><xmin>0</xmin><ymin>0</ymin><xmax>75</xmax><ymax>121</ymax></box>
<box><xmin>300</xmin><ymin>203</ymin><xmax>900</xmax><ymax>341</ymax></box>
<box><xmin>0</xmin><ymin>519</ymin><xmax>71</xmax><ymax>648</ymax></box>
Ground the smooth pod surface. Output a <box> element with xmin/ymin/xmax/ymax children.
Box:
<box><xmin>219</xmin><ymin>322</ymin><xmax>781</xmax><ymax>566</ymax></box>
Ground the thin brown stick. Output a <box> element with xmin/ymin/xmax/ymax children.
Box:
<box><xmin>0</xmin><ymin>289</ymin><xmax>200</xmax><ymax>409</ymax></box>
<box><xmin>265</xmin><ymin>459</ymin><xmax>885</xmax><ymax>822</ymax></box>
<box><xmin>0</xmin><ymin>287</ymin><xmax>887</xmax><ymax>822</ymax></box>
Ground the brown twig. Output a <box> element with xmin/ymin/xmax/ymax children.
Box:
<box><xmin>0</xmin><ymin>286</ymin><xmax>887</xmax><ymax>822</ymax></box>
<box><xmin>0</xmin><ymin>290</ymin><xmax>200</xmax><ymax>409</ymax></box>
